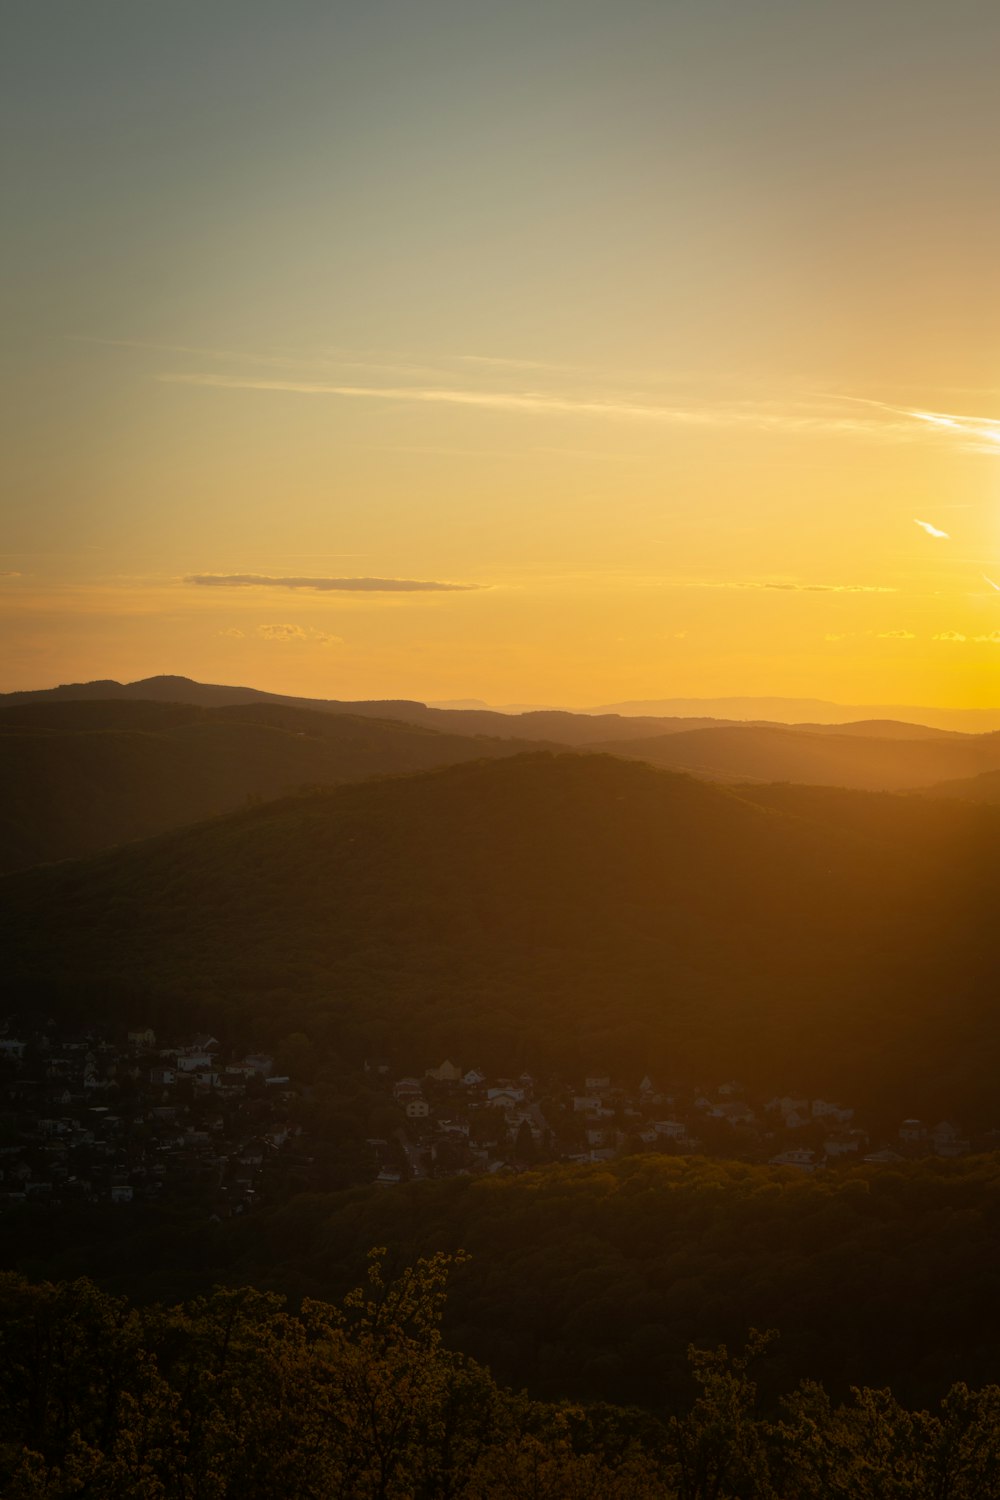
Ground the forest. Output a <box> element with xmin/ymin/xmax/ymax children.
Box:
<box><xmin>4</xmin><ymin>1248</ymin><xmax>1000</xmax><ymax>1499</ymax></box>
<box><xmin>5</xmin><ymin>1155</ymin><xmax>1000</xmax><ymax>1416</ymax></box>
<box><xmin>2</xmin><ymin>753</ymin><xmax>998</xmax><ymax>1120</ymax></box>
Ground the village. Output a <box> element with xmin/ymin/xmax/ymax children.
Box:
<box><xmin>0</xmin><ymin>1019</ymin><xmax>981</xmax><ymax>1216</ymax></box>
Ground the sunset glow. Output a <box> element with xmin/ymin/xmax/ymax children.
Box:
<box><xmin>4</xmin><ymin>1</ymin><xmax>999</xmax><ymax>711</ymax></box>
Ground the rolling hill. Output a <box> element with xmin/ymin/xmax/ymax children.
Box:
<box><xmin>921</xmin><ymin>768</ymin><xmax>1000</xmax><ymax>804</ymax></box>
<box><xmin>1</xmin><ymin>752</ymin><xmax>996</xmax><ymax>1118</ymax></box>
<box><xmin>0</xmin><ymin>698</ymin><xmax>556</xmax><ymax>872</ymax></box>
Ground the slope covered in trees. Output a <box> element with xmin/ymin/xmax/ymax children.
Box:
<box><xmin>0</xmin><ymin>699</ymin><xmax>555</xmax><ymax>872</ymax></box>
<box><xmin>1</xmin><ymin>753</ymin><xmax>996</xmax><ymax>1118</ymax></box>
<box><xmin>923</xmin><ymin>768</ymin><xmax>1000</xmax><ymax>804</ymax></box>
<box><xmin>7</xmin><ymin>1156</ymin><xmax>1000</xmax><ymax>1417</ymax></box>
<box><xmin>3</xmin><ymin>1239</ymin><xmax>1000</xmax><ymax>1499</ymax></box>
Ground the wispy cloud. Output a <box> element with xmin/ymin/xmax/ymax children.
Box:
<box><xmin>185</xmin><ymin>573</ymin><xmax>480</xmax><ymax>593</ymax></box>
<box><xmin>913</xmin><ymin>518</ymin><xmax>950</xmax><ymax>539</ymax></box>
<box><xmin>934</xmin><ymin>629</ymin><xmax>1000</xmax><ymax>644</ymax></box>
<box><xmin>159</xmin><ymin>371</ymin><xmax>931</xmax><ymax>438</ymax></box>
<box><xmin>876</xmin><ymin>629</ymin><xmax>916</xmax><ymax>639</ymax></box>
<box><xmin>700</xmin><ymin>580</ymin><xmax>897</xmax><ymax>594</ymax></box>
<box><xmin>86</xmin><ymin>334</ymin><xmax>1000</xmax><ymax>454</ymax></box>
<box><xmin>908</xmin><ymin>407</ymin><xmax>1000</xmax><ymax>451</ymax></box>
<box><xmin>257</xmin><ymin>623</ymin><xmax>342</xmax><ymax>645</ymax></box>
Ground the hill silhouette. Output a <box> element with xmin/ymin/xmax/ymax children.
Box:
<box><xmin>594</xmin><ymin>723</ymin><xmax>1000</xmax><ymax>791</ymax></box>
<box><xmin>0</xmin><ymin>673</ymin><xmax>757</xmax><ymax>744</ymax></box>
<box><xmin>1</xmin><ymin>753</ymin><xmax>995</xmax><ymax>1117</ymax></box>
<box><xmin>0</xmin><ymin>699</ymin><xmax>556</xmax><ymax>872</ymax></box>
<box><xmin>922</xmin><ymin>768</ymin><xmax>1000</xmax><ymax>804</ymax></box>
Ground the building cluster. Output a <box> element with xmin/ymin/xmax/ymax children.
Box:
<box><xmin>367</xmin><ymin>1061</ymin><xmax>977</xmax><ymax>1182</ymax></box>
<box><xmin>0</xmin><ymin>1024</ymin><xmax>302</xmax><ymax>1213</ymax></box>
<box><xmin>0</xmin><ymin>1020</ymin><xmax>982</xmax><ymax>1212</ymax></box>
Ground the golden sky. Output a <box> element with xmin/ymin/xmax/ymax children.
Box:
<box><xmin>3</xmin><ymin>1</ymin><xmax>999</xmax><ymax>708</ymax></box>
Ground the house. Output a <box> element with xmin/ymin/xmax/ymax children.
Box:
<box><xmin>462</xmin><ymin>1069</ymin><xmax>486</xmax><ymax>1087</ymax></box>
<box><xmin>812</xmin><ymin>1099</ymin><xmax>854</xmax><ymax>1125</ymax></box>
<box><xmin>585</xmin><ymin>1075</ymin><xmax>611</xmax><ymax>1092</ymax></box>
<box><xmin>243</xmin><ymin>1054</ymin><xmax>274</xmax><ymax>1077</ymax></box>
<box><xmin>769</xmin><ymin>1096</ymin><xmax>809</xmax><ymax>1120</ymax></box>
<box><xmin>110</xmin><ymin>1184</ymin><xmax>134</xmax><ymax>1204</ymax></box>
<box><xmin>715</xmin><ymin>1100</ymin><xmax>756</xmax><ymax>1126</ymax></box>
<box><xmin>488</xmin><ymin>1088</ymin><xmax>523</xmax><ymax>1109</ymax></box>
<box><xmin>127</xmin><ymin>1028</ymin><xmax>156</xmax><ymax>1049</ymax></box>
<box><xmin>653</xmin><ymin>1119</ymin><xmax>687</xmax><ymax>1141</ymax></box>
<box><xmin>899</xmin><ymin>1119</ymin><xmax>926</xmax><ymax>1145</ymax></box>
<box><xmin>573</xmin><ymin>1095</ymin><xmax>601</xmax><ymax>1114</ymax></box>
<box><xmin>823</xmin><ymin>1134</ymin><xmax>862</xmax><ymax>1158</ymax></box>
<box><xmin>176</xmin><ymin>1053</ymin><xmax>213</xmax><ymax>1073</ymax></box>
<box><xmin>931</xmin><ymin>1121</ymin><xmax>969</xmax><ymax>1157</ymax></box>
<box><xmin>406</xmin><ymin>1098</ymin><xmax>430</xmax><ymax>1120</ymax></box>
<box><xmin>426</xmin><ymin>1059</ymin><xmax>462</xmax><ymax>1083</ymax></box>
<box><xmin>769</xmin><ymin>1147</ymin><xmax>816</xmax><ymax>1171</ymax></box>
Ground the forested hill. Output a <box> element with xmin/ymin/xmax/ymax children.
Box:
<box><xmin>2</xmin><ymin>753</ymin><xmax>996</xmax><ymax>1118</ymax></box>
<box><xmin>0</xmin><ymin>698</ymin><xmax>556</xmax><ymax>872</ymax></box>
<box><xmin>924</xmin><ymin>767</ymin><xmax>1000</xmax><ymax>804</ymax></box>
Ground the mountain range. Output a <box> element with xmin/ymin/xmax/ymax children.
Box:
<box><xmin>2</xmin><ymin>678</ymin><xmax>1000</xmax><ymax>871</ymax></box>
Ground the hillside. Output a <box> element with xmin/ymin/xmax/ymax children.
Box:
<box><xmin>0</xmin><ymin>699</ymin><xmax>556</xmax><ymax>872</ymax></box>
<box><xmin>594</xmin><ymin>723</ymin><xmax>1000</xmax><ymax>791</ymax></box>
<box><xmin>1</xmin><ymin>753</ymin><xmax>996</xmax><ymax>1117</ymax></box>
<box><xmin>922</xmin><ymin>768</ymin><xmax>1000</xmax><ymax>804</ymax></box>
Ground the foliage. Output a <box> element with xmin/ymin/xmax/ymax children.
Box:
<box><xmin>2</xmin><ymin>1257</ymin><xmax>1000</xmax><ymax>1498</ymax></box>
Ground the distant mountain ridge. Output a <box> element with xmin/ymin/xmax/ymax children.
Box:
<box><xmin>3</xmin><ymin>682</ymin><xmax>999</xmax><ymax>874</ymax></box>
<box><xmin>594</xmin><ymin>723</ymin><xmax>1000</xmax><ymax>792</ymax></box>
<box><xmin>3</xmin><ymin>672</ymin><xmax>997</xmax><ymax>735</ymax></box>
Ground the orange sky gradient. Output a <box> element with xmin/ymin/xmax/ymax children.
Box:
<box><xmin>3</xmin><ymin>1</ymin><xmax>999</xmax><ymax>709</ymax></box>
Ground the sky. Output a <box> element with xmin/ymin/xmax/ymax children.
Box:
<box><xmin>3</xmin><ymin>0</ymin><xmax>1000</xmax><ymax>709</ymax></box>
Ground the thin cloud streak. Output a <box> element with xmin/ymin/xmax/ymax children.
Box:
<box><xmin>85</xmin><ymin>337</ymin><xmax>1000</xmax><ymax>451</ymax></box>
<box><xmin>184</xmin><ymin>573</ymin><xmax>480</xmax><ymax>593</ymax></box>
<box><xmin>696</xmin><ymin>580</ymin><xmax>898</xmax><ymax>594</ymax></box>
<box><xmin>159</xmin><ymin>371</ymin><xmax>928</xmax><ymax>438</ymax></box>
